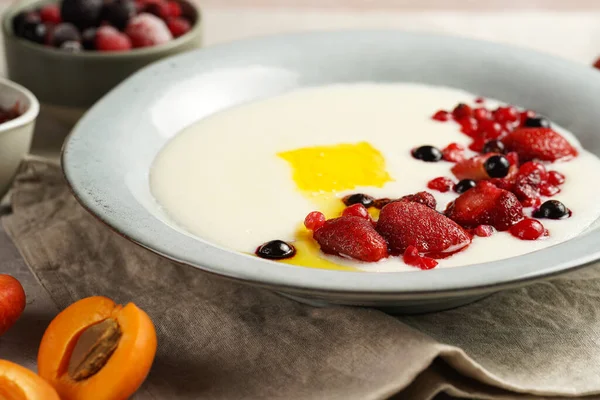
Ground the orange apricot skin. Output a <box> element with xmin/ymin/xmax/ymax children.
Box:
<box><xmin>0</xmin><ymin>359</ymin><xmax>60</xmax><ymax>400</ymax></box>
<box><xmin>38</xmin><ymin>296</ymin><xmax>157</xmax><ymax>400</ymax></box>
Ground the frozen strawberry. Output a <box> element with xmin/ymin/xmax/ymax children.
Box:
<box><xmin>166</xmin><ymin>17</ymin><xmax>190</xmax><ymax>38</ymax></box>
<box><xmin>445</xmin><ymin>181</ymin><xmax>524</xmax><ymax>231</ymax></box>
<box><xmin>377</xmin><ymin>202</ymin><xmax>471</xmax><ymax>258</ymax></box>
<box><xmin>313</xmin><ymin>216</ymin><xmax>388</xmax><ymax>262</ymax></box>
<box><xmin>403</xmin><ymin>246</ymin><xmax>438</xmax><ymax>270</ymax></box>
<box><xmin>40</xmin><ymin>4</ymin><xmax>62</xmax><ymax>24</ymax></box>
<box><xmin>125</xmin><ymin>12</ymin><xmax>172</xmax><ymax>48</ymax></box>
<box><xmin>398</xmin><ymin>191</ymin><xmax>437</xmax><ymax>210</ymax></box>
<box><xmin>95</xmin><ymin>25</ymin><xmax>131</xmax><ymax>51</ymax></box>
<box><xmin>441</xmin><ymin>142</ymin><xmax>465</xmax><ymax>163</ymax></box>
<box><xmin>503</xmin><ymin>128</ymin><xmax>578</xmax><ymax>162</ymax></box>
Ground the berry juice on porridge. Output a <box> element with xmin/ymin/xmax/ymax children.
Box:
<box><xmin>150</xmin><ymin>84</ymin><xmax>600</xmax><ymax>272</ymax></box>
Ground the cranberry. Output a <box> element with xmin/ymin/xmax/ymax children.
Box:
<box><xmin>494</xmin><ymin>106</ymin><xmax>519</xmax><ymax>124</ymax></box>
<box><xmin>482</xmin><ymin>140</ymin><xmax>505</xmax><ymax>154</ymax></box>
<box><xmin>473</xmin><ymin>107</ymin><xmax>491</xmax><ymax>121</ymax></box>
<box><xmin>454</xmin><ymin>179</ymin><xmax>476</xmax><ymax>194</ymax></box>
<box><xmin>518</xmin><ymin>161</ymin><xmax>547</xmax><ymax>181</ymax></box>
<box><xmin>459</xmin><ymin>117</ymin><xmax>478</xmax><ymax>137</ymax></box>
<box><xmin>539</xmin><ymin>183</ymin><xmax>560</xmax><ymax>197</ymax></box>
<box><xmin>484</xmin><ymin>155</ymin><xmax>510</xmax><ymax>178</ymax></box>
<box><xmin>427</xmin><ymin>177</ymin><xmax>454</xmax><ymax>193</ymax></box>
<box><xmin>256</xmin><ymin>240</ymin><xmax>296</xmax><ymax>260</ymax></box>
<box><xmin>342</xmin><ymin>193</ymin><xmax>375</xmax><ymax>208</ymax></box>
<box><xmin>441</xmin><ymin>143</ymin><xmax>465</xmax><ymax>163</ymax></box>
<box><xmin>432</xmin><ymin>110</ymin><xmax>450</xmax><ymax>122</ymax></box>
<box><xmin>342</xmin><ymin>204</ymin><xmax>370</xmax><ymax>220</ymax></box>
<box><xmin>547</xmin><ymin>171</ymin><xmax>565</xmax><ymax>186</ymax></box>
<box><xmin>403</xmin><ymin>245</ymin><xmax>438</xmax><ymax>270</ymax></box>
<box><xmin>304</xmin><ymin>211</ymin><xmax>326</xmax><ymax>231</ymax></box>
<box><xmin>412</xmin><ymin>145</ymin><xmax>442</xmax><ymax>162</ymax></box>
<box><xmin>510</xmin><ymin>218</ymin><xmax>545</xmax><ymax>240</ymax></box>
<box><xmin>506</xmin><ymin>152</ymin><xmax>519</xmax><ymax>166</ymax></box>
<box><xmin>452</xmin><ymin>103</ymin><xmax>473</xmax><ymax>120</ymax></box>
<box><xmin>533</xmin><ymin>200</ymin><xmax>570</xmax><ymax>220</ymax></box>
<box><xmin>474</xmin><ymin>225</ymin><xmax>494</xmax><ymax>237</ymax></box>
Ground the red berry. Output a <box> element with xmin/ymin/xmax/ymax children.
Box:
<box><xmin>441</xmin><ymin>142</ymin><xmax>465</xmax><ymax>163</ymax></box>
<box><xmin>95</xmin><ymin>26</ymin><xmax>132</xmax><ymax>51</ymax></box>
<box><xmin>504</xmin><ymin>128</ymin><xmax>578</xmax><ymax>162</ymax></box>
<box><xmin>403</xmin><ymin>246</ymin><xmax>438</xmax><ymax>270</ymax></box>
<box><xmin>313</xmin><ymin>216</ymin><xmax>389</xmax><ymax>262</ymax></box>
<box><xmin>459</xmin><ymin>117</ymin><xmax>478</xmax><ymax>137</ymax></box>
<box><xmin>493</xmin><ymin>106</ymin><xmax>519</xmax><ymax>124</ymax></box>
<box><xmin>477</xmin><ymin>119</ymin><xmax>504</xmax><ymax>139</ymax></box>
<box><xmin>539</xmin><ymin>183</ymin><xmax>560</xmax><ymax>197</ymax></box>
<box><xmin>377</xmin><ymin>202</ymin><xmax>471</xmax><ymax>257</ymax></box>
<box><xmin>304</xmin><ymin>211</ymin><xmax>326</xmax><ymax>231</ymax></box>
<box><xmin>125</xmin><ymin>12</ymin><xmax>172</xmax><ymax>48</ymax></box>
<box><xmin>510</xmin><ymin>218</ymin><xmax>545</xmax><ymax>240</ymax></box>
<box><xmin>166</xmin><ymin>17</ymin><xmax>190</xmax><ymax>37</ymax></box>
<box><xmin>445</xmin><ymin>181</ymin><xmax>524</xmax><ymax>231</ymax></box>
<box><xmin>518</xmin><ymin>161</ymin><xmax>547</xmax><ymax>181</ymax></box>
<box><xmin>166</xmin><ymin>1</ymin><xmax>182</xmax><ymax>17</ymax></box>
<box><xmin>342</xmin><ymin>203</ymin><xmax>370</xmax><ymax>220</ymax></box>
<box><xmin>547</xmin><ymin>170</ymin><xmax>565</xmax><ymax>186</ymax></box>
<box><xmin>40</xmin><ymin>4</ymin><xmax>62</xmax><ymax>24</ymax></box>
<box><xmin>473</xmin><ymin>107</ymin><xmax>491</xmax><ymax>121</ymax></box>
<box><xmin>468</xmin><ymin>138</ymin><xmax>486</xmax><ymax>152</ymax></box>
<box><xmin>432</xmin><ymin>110</ymin><xmax>450</xmax><ymax>122</ymax></box>
<box><xmin>474</xmin><ymin>225</ymin><xmax>494</xmax><ymax>237</ymax></box>
<box><xmin>398</xmin><ymin>191</ymin><xmax>437</xmax><ymax>210</ymax></box>
<box><xmin>452</xmin><ymin>103</ymin><xmax>473</xmax><ymax>120</ymax></box>
<box><xmin>506</xmin><ymin>151</ymin><xmax>519</xmax><ymax>166</ymax></box>
<box><xmin>427</xmin><ymin>177</ymin><xmax>454</xmax><ymax>193</ymax></box>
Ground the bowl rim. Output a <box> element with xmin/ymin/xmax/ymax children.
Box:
<box><xmin>0</xmin><ymin>77</ymin><xmax>40</xmax><ymax>133</ymax></box>
<box><xmin>62</xmin><ymin>30</ymin><xmax>600</xmax><ymax>298</ymax></box>
<box><xmin>2</xmin><ymin>0</ymin><xmax>203</xmax><ymax>58</ymax></box>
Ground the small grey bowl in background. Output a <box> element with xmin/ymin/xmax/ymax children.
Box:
<box><xmin>0</xmin><ymin>77</ymin><xmax>39</xmax><ymax>198</ymax></box>
<box><xmin>2</xmin><ymin>0</ymin><xmax>202</xmax><ymax>126</ymax></box>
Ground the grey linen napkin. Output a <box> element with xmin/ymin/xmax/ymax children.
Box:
<box><xmin>3</xmin><ymin>159</ymin><xmax>600</xmax><ymax>400</ymax></box>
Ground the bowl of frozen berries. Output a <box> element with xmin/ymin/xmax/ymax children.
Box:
<box><xmin>2</xmin><ymin>0</ymin><xmax>201</xmax><ymax>124</ymax></box>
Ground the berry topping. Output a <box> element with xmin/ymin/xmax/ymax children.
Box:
<box><xmin>255</xmin><ymin>240</ymin><xmax>296</xmax><ymax>260</ymax></box>
<box><xmin>547</xmin><ymin>170</ymin><xmax>566</xmax><ymax>186</ymax></box>
<box><xmin>102</xmin><ymin>0</ymin><xmax>136</xmax><ymax>30</ymax></box>
<box><xmin>403</xmin><ymin>246</ymin><xmax>438</xmax><ymax>270</ymax></box>
<box><xmin>342</xmin><ymin>193</ymin><xmax>374</xmax><ymax>208</ymax></box>
<box><xmin>95</xmin><ymin>25</ymin><xmax>132</xmax><ymax>51</ymax></box>
<box><xmin>40</xmin><ymin>4</ymin><xmax>62</xmax><ymax>24</ymax></box>
<box><xmin>452</xmin><ymin>103</ymin><xmax>472</xmax><ymax>120</ymax></box>
<box><xmin>503</xmin><ymin>127</ymin><xmax>578</xmax><ymax>162</ymax></box>
<box><xmin>523</xmin><ymin>116</ymin><xmax>551</xmax><ymax>128</ymax></box>
<box><xmin>372</xmin><ymin>198</ymin><xmax>392</xmax><ymax>209</ymax></box>
<box><xmin>61</xmin><ymin>0</ymin><xmax>104</xmax><ymax>30</ymax></box>
<box><xmin>51</xmin><ymin>23</ymin><xmax>81</xmax><ymax>47</ymax></box>
<box><xmin>493</xmin><ymin>106</ymin><xmax>519</xmax><ymax>124</ymax></box>
<box><xmin>474</xmin><ymin>225</ymin><xmax>494</xmax><ymax>237</ymax></box>
<box><xmin>533</xmin><ymin>200</ymin><xmax>571</xmax><ymax>220</ymax></box>
<box><xmin>377</xmin><ymin>201</ymin><xmax>471</xmax><ymax>257</ymax></box>
<box><xmin>441</xmin><ymin>143</ymin><xmax>465</xmax><ymax>163</ymax></box>
<box><xmin>509</xmin><ymin>218</ymin><xmax>545</xmax><ymax>240</ymax></box>
<box><xmin>451</xmin><ymin>154</ymin><xmax>492</xmax><ymax>181</ymax></box>
<box><xmin>411</xmin><ymin>145</ymin><xmax>442</xmax><ymax>162</ymax></box>
<box><xmin>427</xmin><ymin>177</ymin><xmax>454</xmax><ymax>193</ymax></box>
<box><xmin>432</xmin><ymin>110</ymin><xmax>450</xmax><ymax>122</ymax></box>
<box><xmin>454</xmin><ymin>179</ymin><xmax>476</xmax><ymax>194</ymax></box>
<box><xmin>342</xmin><ymin>203</ymin><xmax>370</xmax><ymax>220</ymax></box>
<box><xmin>60</xmin><ymin>40</ymin><xmax>82</xmax><ymax>51</ymax></box>
<box><xmin>304</xmin><ymin>211</ymin><xmax>326</xmax><ymax>231</ymax></box>
<box><xmin>484</xmin><ymin>155</ymin><xmax>510</xmax><ymax>178</ymax></box>
<box><xmin>459</xmin><ymin>117</ymin><xmax>478</xmax><ymax>137</ymax></box>
<box><xmin>81</xmin><ymin>27</ymin><xmax>96</xmax><ymax>49</ymax></box>
<box><xmin>477</xmin><ymin>119</ymin><xmax>504</xmax><ymax>140</ymax></box>
<box><xmin>398</xmin><ymin>191</ymin><xmax>437</xmax><ymax>209</ymax></box>
<box><xmin>125</xmin><ymin>12</ymin><xmax>172</xmax><ymax>48</ymax></box>
<box><xmin>482</xmin><ymin>139</ymin><xmax>505</xmax><ymax>154</ymax></box>
<box><xmin>314</xmin><ymin>216</ymin><xmax>389</xmax><ymax>262</ymax></box>
<box><xmin>473</xmin><ymin>107</ymin><xmax>491</xmax><ymax>121</ymax></box>
<box><xmin>166</xmin><ymin>17</ymin><xmax>190</xmax><ymax>38</ymax></box>
<box><xmin>445</xmin><ymin>181</ymin><xmax>524</xmax><ymax>231</ymax></box>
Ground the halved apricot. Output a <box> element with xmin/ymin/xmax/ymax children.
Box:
<box><xmin>38</xmin><ymin>296</ymin><xmax>157</xmax><ymax>400</ymax></box>
<box><xmin>0</xmin><ymin>359</ymin><xmax>60</xmax><ymax>400</ymax></box>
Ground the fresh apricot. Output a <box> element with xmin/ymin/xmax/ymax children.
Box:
<box><xmin>0</xmin><ymin>274</ymin><xmax>26</xmax><ymax>336</ymax></box>
<box><xmin>0</xmin><ymin>360</ymin><xmax>60</xmax><ymax>400</ymax></box>
<box><xmin>38</xmin><ymin>296</ymin><xmax>157</xmax><ymax>400</ymax></box>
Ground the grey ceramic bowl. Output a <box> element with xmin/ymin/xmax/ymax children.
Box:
<box><xmin>0</xmin><ymin>78</ymin><xmax>39</xmax><ymax>198</ymax></box>
<box><xmin>2</xmin><ymin>0</ymin><xmax>202</xmax><ymax>125</ymax></box>
<box><xmin>62</xmin><ymin>31</ymin><xmax>600</xmax><ymax>313</ymax></box>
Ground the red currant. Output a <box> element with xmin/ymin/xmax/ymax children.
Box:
<box><xmin>474</xmin><ymin>225</ymin><xmax>494</xmax><ymax>237</ymax></box>
<box><xmin>432</xmin><ymin>110</ymin><xmax>450</xmax><ymax>122</ymax></box>
<box><xmin>547</xmin><ymin>171</ymin><xmax>566</xmax><ymax>186</ymax></box>
<box><xmin>403</xmin><ymin>245</ymin><xmax>438</xmax><ymax>270</ymax></box>
<box><xmin>510</xmin><ymin>218</ymin><xmax>545</xmax><ymax>240</ymax></box>
<box><xmin>452</xmin><ymin>103</ymin><xmax>473</xmax><ymax>120</ymax></box>
<box><xmin>441</xmin><ymin>143</ymin><xmax>465</xmax><ymax>163</ymax></box>
<box><xmin>494</xmin><ymin>106</ymin><xmax>519</xmax><ymax>124</ymax></box>
<box><xmin>478</xmin><ymin>119</ymin><xmax>504</xmax><ymax>139</ymax></box>
<box><xmin>304</xmin><ymin>211</ymin><xmax>326</xmax><ymax>231</ymax></box>
<box><xmin>342</xmin><ymin>203</ymin><xmax>370</xmax><ymax>219</ymax></box>
<box><xmin>427</xmin><ymin>177</ymin><xmax>454</xmax><ymax>193</ymax></box>
<box><xmin>518</xmin><ymin>161</ymin><xmax>548</xmax><ymax>181</ymax></box>
<box><xmin>473</xmin><ymin>107</ymin><xmax>491</xmax><ymax>121</ymax></box>
<box><xmin>539</xmin><ymin>183</ymin><xmax>560</xmax><ymax>197</ymax></box>
<box><xmin>459</xmin><ymin>117</ymin><xmax>478</xmax><ymax>137</ymax></box>
<box><xmin>521</xmin><ymin>196</ymin><xmax>541</xmax><ymax>209</ymax></box>
<box><xmin>468</xmin><ymin>138</ymin><xmax>486</xmax><ymax>152</ymax></box>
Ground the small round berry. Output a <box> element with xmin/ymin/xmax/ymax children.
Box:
<box><xmin>473</xmin><ymin>107</ymin><xmax>491</xmax><ymax>121</ymax></box>
<box><xmin>522</xmin><ymin>196</ymin><xmax>542</xmax><ymax>209</ymax></box>
<box><xmin>95</xmin><ymin>25</ymin><xmax>132</xmax><ymax>51</ymax></box>
<box><xmin>125</xmin><ymin>13</ymin><xmax>173</xmax><ymax>48</ymax></box>
<box><xmin>523</xmin><ymin>116</ymin><xmax>551</xmax><ymax>128</ymax></box>
<box><xmin>342</xmin><ymin>193</ymin><xmax>374</xmax><ymax>208</ymax></box>
<box><xmin>60</xmin><ymin>40</ymin><xmax>82</xmax><ymax>51</ymax></box>
<box><xmin>166</xmin><ymin>17</ymin><xmax>191</xmax><ymax>38</ymax></box>
<box><xmin>539</xmin><ymin>183</ymin><xmax>560</xmax><ymax>197</ymax></box>
<box><xmin>454</xmin><ymin>179</ymin><xmax>476</xmax><ymax>194</ymax></box>
<box><xmin>452</xmin><ymin>103</ymin><xmax>473</xmax><ymax>120</ymax></box>
<box><xmin>493</xmin><ymin>106</ymin><xmax>519</xmax><ymax>124</ymax></box>
<box><xmin>533</xmin><ymin>200</ymin><xmax>570</xmax><ymax>220</ymax></box>
<box><xmin>482</xmin><ymin>140</ymin><xmax>505</xmax><ymax>154</ymax></box>
<box><xmin>459</xmin><ymin>117</ymin><xmax>478</xmax><ymax>137</ymax></box>
<box><xmin>441</xmin><ymin>142</ymin><xmax>465</xmax><ymax>163</ymax></box>
<box><xmin>411</xmin><ymin>145</ymin><xmax>442</xmax><ymax>162</ymax></box>
<box><xmin>40</xmin><ymin>4</ymin><xmax>62</xmax><ymax>24</ymax></box>
<box><xmin>478</xmin><ymin>119</ymin><xmax>504</xmax><ymax>139</ymax></box>
<box><xmin>431</xmin><ymin>110</ymin><xmax>450</xmax><ymax>122</ymax></box>
<box><xmin>518</xmin><ymin>161</ymin><xmax>547</xmax><ymax>181</ymax></box>
<box><xmin>342</xmin><ymin>204</ymin><xmax>370</xmax><ymax>219</ymax></box>
<box><xmin>61</xmin><ymin>0</ymin><xmax>104</xmax><ymax>30</ymax></box>
<box><xmin>468</xmin><ymin>138</ymin><xmax>486</xmax><ymax>152</ymax></box>
<box><xmin>474</xmin><ymin>225</ymin><xmax>494</xmax><ymax>237</ymax></box>
<box><xmin>547</xmin><ymin>170</ymin><xmax>566</xmax><ymax>186</ymax></box>
<box><xmin>255</xmin><ymin>240</ymin><xmax>296</xmax><ymax>260</ymax></box>
<box><xmin>81</xmin><ymin>27</ymin><xmax>96</xmax><ymax>49</ymax></box>
<box><xmin>102</xmin><ymin>0</ymin><xmax>136</xmax><ymax>30</ymax></box>
<box><xmin>51</xmin><ymin>23</ymin><xmax>80</xmax><ymax>47</ymax></box>
<box><xmin>510</xmin><ymin>219</ymin><xmax>545</xmax><ymax>240</ymax></box>
<box><xmin>427</xmin><ymin>177</ymin><xmax>454</xmax><ymax>193</ymax></box>
<box><xmin>484</xmin><ymin>155</ymin><xmax>510</xmax><ymax>178</ymax></box>
<box><xmin>304</xmin><ymin>211</ymin><xmax>326</xmax><ymax>231</ymax></box>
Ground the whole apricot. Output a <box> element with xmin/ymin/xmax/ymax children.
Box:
<box><xmin>0</xmin><ymin>274</ymin><xmax>26</xmax><ymax>336</ymax></box>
